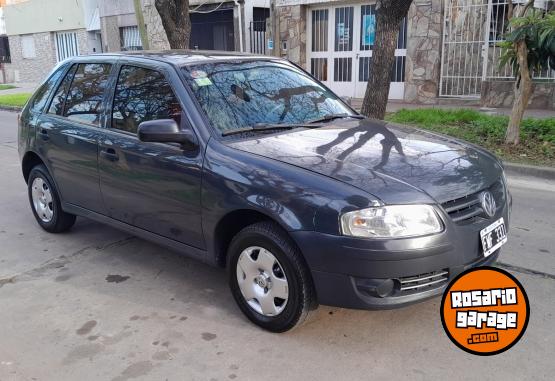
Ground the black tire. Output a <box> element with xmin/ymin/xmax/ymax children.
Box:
<box><xmin>228</xmin><ymin>221</ymin><xmax>317</xmax><ymax>332</ymax></box>
<box><xmin>27</xmin><ymin>164</ymin><xmax>76</xmax><ymax>233</ymax></box>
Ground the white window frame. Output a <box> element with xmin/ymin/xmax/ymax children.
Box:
<box><xmin>55</xmin><ymin>31</ymin><xmax>79</xmax><ymax>62</ymax></box>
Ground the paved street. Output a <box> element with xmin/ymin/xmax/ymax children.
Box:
<box><xmin>0</xmin><ymin>110</ymin><xmax>553</xmax><ymax>380</ymax></box>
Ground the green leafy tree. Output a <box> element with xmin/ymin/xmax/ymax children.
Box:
<box><xmin>499</xmin><ymin>2</ymin><xmax>555</xmax><ymax>145</ymax></box>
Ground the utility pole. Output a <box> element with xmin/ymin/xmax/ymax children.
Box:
<box><xmin>133</xmin><ymin>0</ymin><xmax>150</xmax><ymax>50</ymax></box>
<box><xmin>269</xmin><ymin>0</ymin><xmax>279</xmax><ymax>57</ymax></box>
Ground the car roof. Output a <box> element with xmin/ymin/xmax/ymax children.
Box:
<box><xmin>76</xmin><ymin>50</ymin><xmax>276</xmax><ymax>66</ymax></box>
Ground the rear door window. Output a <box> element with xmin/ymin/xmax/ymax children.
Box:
<box><xmin>63</xmin><ymin>63</ymin><xmax>112</xmax><ymax>126</ymax></box>
<box><xmin>111</xmin><ymin>65</ymin><xmax>182</xmax><ymax>134</ymax></box>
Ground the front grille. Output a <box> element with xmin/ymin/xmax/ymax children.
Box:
<box><xmin>441</xmin><ymin>178</ymin><xmax>505</xmax><ymax>224</ymax></box>
<box><xmin>397</xmin><ymin>269</ymin><xmax>449</xmax><ymax>292</ymax></box>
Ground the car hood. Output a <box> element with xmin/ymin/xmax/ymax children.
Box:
<box><xmin>226</xmin><ymin>118</ymin><xmax>503</xmax><ymax>204</ymax></box>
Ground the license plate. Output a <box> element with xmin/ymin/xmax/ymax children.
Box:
<box><xmin>480</xmin><ymin>217</ymin><xmax>507</xmax><ymax>257</ymax></box>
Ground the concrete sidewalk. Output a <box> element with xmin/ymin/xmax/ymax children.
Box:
<box><xmin>352</xmin><ymin>98</ymin><xmax>555</xmax><ymax>118</ymax></box>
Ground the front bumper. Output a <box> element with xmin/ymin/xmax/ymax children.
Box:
<box><xmin>290</xmin><ymin>201</ymin><xmax>509</xmax><ymax>310</ymax></box>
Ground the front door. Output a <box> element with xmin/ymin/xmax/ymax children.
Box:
<box><xmin>307</xmin><ymin>2</ymin><xmax>407</xmax><ymax>99</ymax></box>
<box><xmin>99</xmin><ymin>62</ymin><xmax>204</xmax><ymax>249</ymax></box>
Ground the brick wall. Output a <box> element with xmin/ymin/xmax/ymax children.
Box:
<box><xmin>5</xmin><ymin>28</ymin><xmax>88</xmax><ymax>83</ymax></box>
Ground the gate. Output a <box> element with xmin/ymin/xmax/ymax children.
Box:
<box><xmin>440</xmin><ymin>0</ymin><xmax>554</xmax><ymax>98</ymax></box>
<box><xmin>249</xmin><ymin>20</ymin><xmax>266</xmax><ymax>54</ymax></box>
<box><xmin>439</xmin><ymin>0</ymin><xmax>491</xmax><ymax>97</ymax></box>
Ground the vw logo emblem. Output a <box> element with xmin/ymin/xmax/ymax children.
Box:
<box><xmin>480</xmin><ymin>191</ymin><xmax>496</xmax><ymax>218</ymax></box>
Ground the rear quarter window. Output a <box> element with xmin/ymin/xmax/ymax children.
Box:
<box><xmin>28</xmin><ymin>66</ymin><xmax>66</xmax><ymax>113</ymax></box>
<box><xmin>48</xmin><ymin>64</ymin><xmax>78</xmax><ymax>116</ymax></box>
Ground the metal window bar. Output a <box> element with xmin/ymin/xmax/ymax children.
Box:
<box><xmin>487</xmin><ymin>0</ymin><xmax>554</xmax><ymax>80</ymax></box>
<box><xmin>311</xmin><ymin>58</ymin><xmax>327</xmax><ymax>81</ymax></box>
<box><xmin>249</xmin><ymin>21</ymin><xmax>266</xmax><ymax>54</ymax></box>
<box><xmin>55</xmin><ymin>32</ymin><xmax>79</xmax><ymax>62</ymax></box>
<box><xmin>358</xmin><ymin>56</ymin><xmax>405</xmax><ymax>83</ymax></box>
<box><xmin>440</xmin><ymin>0</ymin><xmax>554</xmax><ymax>98</ymax></box>
<box><xmin>335</xmin><ymin>7</ymin><xmax>353</xmax><ymax>52</ymax></box>
<box><xmin>334</xmin><ymin>57</ymin><xmax>352</xmax><ymax>81</ymax></box>
<box><xmin>312</xmin><ymin>9</ymin><xmax>328</xmax><ymax>52</ymax></box>
<box><xmin>121</xmin><ymin>26</ymin><xmax>142</xmax><ymax>51</ymax></box>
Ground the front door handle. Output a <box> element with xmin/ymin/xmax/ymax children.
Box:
<box><xmin>100</xmin><ymin>147</ymin><xmax>119</xmax><ymax>162</ymax></box>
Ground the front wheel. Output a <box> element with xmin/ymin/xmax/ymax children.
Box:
<box><xmin>228</xmin><ymin>222</ymin><xmax>317</xmax><ymax>332</ymax></box>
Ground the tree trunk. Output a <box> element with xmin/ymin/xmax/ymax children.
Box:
<box><xmin>506</xmin><ymin>40</ymin><xmax>533</xmax><ymax>145</ymax></box>
<box><xmin>360</xmin><ymin>0</ymin><xmax>413</xmax><ymax>120</ymax></box>
<box><xmin>505</xmin><ymin>0</ymin><xmax>534</xmax><ymax>145</ymax></box>
<box><xmin>155</xmin><ymin>0</ymin><xmax>192</xmax><ymax>49</ymax></box>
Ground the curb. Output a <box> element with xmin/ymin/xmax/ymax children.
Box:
<box><xmin>0</xmin><ymin>105</ymin><xmax>22</xmax><ymax>112</ymax></box>
<box><xmin>504</xmin><ymin>162</ymin><xmax>555</xmax><ymax>180</ymax></box>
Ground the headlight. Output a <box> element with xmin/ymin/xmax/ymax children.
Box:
<box><xmin>340</xmin><ymin>205</ymin><xmax>443</xmax><ymax>238</ymax></box>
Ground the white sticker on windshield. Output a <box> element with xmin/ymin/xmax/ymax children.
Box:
<box><xmin>194</xmin><ymin>77</ymin><xmax>212</xmax><ymax>86</ymax></box>
<box><xmin>191</xmin><ymin>70</ymin><xmax>207</xmax><ymax>78</ymax></box>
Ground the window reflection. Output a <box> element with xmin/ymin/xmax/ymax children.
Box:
<box><xmin>31</xmin><ymin>66</ymin><xmax>65</xmax><ymax>112</ymax></box>
<box><xmin>182</xmin><ymin>60</ymin><xmax>352</xmax><ymax>133</ymax></box>
<box><xmin>64</xmin><ymin>63</ymin><xmax>112</xmax><ymax>125</ymax></box>
<box><xmin>48</xmin><ymin>64</ymin><xmax>77</xmax><ymax>116</ymax></box>
<box><xmin>112</xmin><ymin>65</ymin><xmax>182</xmax><ymax>134</ymax></box>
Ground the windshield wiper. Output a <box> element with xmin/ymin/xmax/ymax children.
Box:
<box><xmin>221</xmin><ymin>122</ymin><xmax>321</xmax><ymax>137</ymax></box>
<box><xmin>307</xmin><ymin>113</ymin><xmax>365</xmax><ymax>124</ymax></box>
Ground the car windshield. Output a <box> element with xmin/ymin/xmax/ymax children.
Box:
<box><xmin>181</xmin><ymin>60</ymin><xmax>354</xmax><ymax>134</ymax></box>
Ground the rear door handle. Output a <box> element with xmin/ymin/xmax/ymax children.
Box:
<box><xmin>37</xmin><ymin>122</ymin><xmax>53</xmax><ymax>141</ymax></box>
<box><xmin>38</xmin><ymin>128</ymin><xmax>49</xmax><ymax>141</ymax></box>
<box><xmin>100</xmin><ymin>147</ymin><xmax>119</xmax><ymax>162</ymax></box>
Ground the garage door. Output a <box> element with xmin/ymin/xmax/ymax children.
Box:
<box><xmin>307</xmin><ymin>3</ymin><xmax>407</xmax><ymax>99</ymax></box>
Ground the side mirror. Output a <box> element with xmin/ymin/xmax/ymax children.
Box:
<box><xmin>137</xmin><ymin>119</ymin><xmax>198</xmax><ymax>149</ymax></box>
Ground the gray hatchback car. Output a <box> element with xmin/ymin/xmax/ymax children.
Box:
<box><xmin>18</xmin><ymin>51</ymin><xmax>511</xmax><ymax>332</ymax></box>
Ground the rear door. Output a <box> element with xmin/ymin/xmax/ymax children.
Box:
<box><xmin>36</xmin><ymin>60</ymin><xmax>114</xmax><ymax>213</ymax></box>
<box><xmin>98</xmin><ymin>61</ymin><xmax>205</xmax><ymax>249</ymax></box>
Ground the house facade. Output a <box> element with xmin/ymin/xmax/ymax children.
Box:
<box><xmin>277</xmin><ymin>0</ymin><xmax>555</xmax><ymax>107</ymax></box>
<box><xmin>98</xmin><ymin>0</ymin><xmax>271</xmax><ymax>54</ymax></box>
<box><xmin>2</xmin><ymin>0</ymin><xmax>553</xmax><ymax>109</ymax></box>
<box><xmin>3</xmin><ymin>0</ymin><xmax>100</xmax><ymax>83</ymax></box>
<box><xmin>273</xmin><ymin>0</ymin><xmax>554</xmax><ymax>107</ymax></box>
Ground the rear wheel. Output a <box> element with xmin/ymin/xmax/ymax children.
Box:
<box><xmin>228</xmin><ymin>222</ymin><xmax>317</xmax><ymax>332</ymax></box>
<box><xmin>28</xmin><ymin>165</ymin><xmax>76</xmax><ymax>233</ymax></box>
